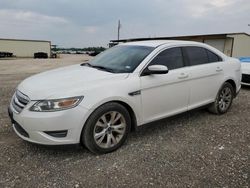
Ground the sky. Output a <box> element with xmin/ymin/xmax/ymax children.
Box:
<box><xmin>0</xmin><ymin>0</ymin><xmax>249</xmax><ymax>48</ymax></box>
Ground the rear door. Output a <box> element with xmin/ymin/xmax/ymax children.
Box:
<box><xmin>183</xmin><ymin>46</ymin><xmax>225</xmax><ymax>110</ymax></box>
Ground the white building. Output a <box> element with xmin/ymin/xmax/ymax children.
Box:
<box><xmin>0</xmin><ymin>38</ymin><xmax>51</xmax><ymax>58</ymax></box>
<box><xmin>110</xmin><ymin>32</ymin><xmax>250</xmax><ymax>57</ymax></box>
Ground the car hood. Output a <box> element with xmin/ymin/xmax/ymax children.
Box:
<box><xmin>17</xmin><ymin>64</ymin><xmax>129</xmax><ymax>100</ymax></box>
<box><xmin>241</xmin><ymin>62</ymin><xmax>250</xmax><ymax>74</ymax></box>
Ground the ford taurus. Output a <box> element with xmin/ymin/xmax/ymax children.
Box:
<box><xmin>8</xmin><ymin>40</ymin><xmax>241</xmax><ymax>154</ymax></box>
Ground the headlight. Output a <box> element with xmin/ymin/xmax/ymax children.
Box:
<box><xmin>30</xmin><ymin>96</ymin><xmax>83</xmax><ymax>112</ymax></box>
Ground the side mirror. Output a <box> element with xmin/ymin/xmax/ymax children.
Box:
<box><xmin>142</xmin><ymin>65</ymin><xmax>169</xmax><ymax>76</ymax></box>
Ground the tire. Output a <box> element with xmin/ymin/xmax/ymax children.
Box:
<box><xmin>81</xmin><ymin>102</ymin><xmax>131</xmax><ymax>154</ymax></box>
<box><xmin>208</xmin><ymin>82</ymin><xmax>234</xmax><ymax>114</ymax></box>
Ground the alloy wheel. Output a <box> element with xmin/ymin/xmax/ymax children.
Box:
<box><xmin>93</xmin><ymin>111</ymin><xmax>126</xmax><ymax>149</ymax></box>
<box><xmin>218</xmin><ymin>87</ymin><xmax>232</xmax><ymax>112</ymax></box>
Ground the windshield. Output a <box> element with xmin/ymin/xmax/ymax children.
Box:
<box><xmin>88</xmin><ymin>45</ymin><xmax>154</xmax><ymax>73</ymax></box>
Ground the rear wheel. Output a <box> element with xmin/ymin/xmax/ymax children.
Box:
<box><xmin>208</xmin><ymin>82</ymin><xmax>234</xmax><ymax>114</ymax></box>
<box><xmin>82</xmin><ymin>102</ymin><xmax>131</xmax><ymax>154</ymax></box>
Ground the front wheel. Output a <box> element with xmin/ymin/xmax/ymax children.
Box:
<box><xmin>208</xmin><ymin>82</ymin><xmax>234</xmax><ymax>114</ymax></box>
<box><xmin>81</xmin><ymin>102</ymin><xmax>131</xmax><ymax>154</ymax></box>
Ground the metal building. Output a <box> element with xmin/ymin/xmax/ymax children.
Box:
<box><xmin>0</xmin><ymin>38</ymin><xmax>51</xmax><ymax>58</ymax></box>
<box><xmin>110</xmin><ymin>32</ymin><xmax>250</xmax><ymax>57</ymax></box>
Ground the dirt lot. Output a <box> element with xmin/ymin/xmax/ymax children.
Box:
<box><xmin>0</xmin><ymin>55</ymin><xmax>249</xmax><ymax>187</ymax></box>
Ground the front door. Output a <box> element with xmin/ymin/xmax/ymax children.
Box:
<box><xmin>140</xmin><ymin>47</ymin><xmax>190</xmax><ymax>124</ymax></box>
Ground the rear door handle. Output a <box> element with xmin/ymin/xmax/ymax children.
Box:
<box><xmin>178</xmin><ymin>73</ymin><xmax>189</xmax><ymax>79</ymax></box>
<box><xmin>216</xmin><ymin>67</ymin><xmax>223</xmax><ymax>72</ymax></box>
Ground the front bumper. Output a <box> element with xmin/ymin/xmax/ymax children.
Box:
<box><xmin>8</xmin><ymin>102</ymin><xmax>91</xmax><ymax>145</ymax></box>
<box><xmin>241</xmin><ymin>74</ymin><xmax>250</xmax><ymax>86</ymax></box>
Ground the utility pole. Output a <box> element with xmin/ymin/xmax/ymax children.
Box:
<box><xmin>118</xmin><ymin>20</ymin><xmax>121</xmax><ymax>41</ymax></box>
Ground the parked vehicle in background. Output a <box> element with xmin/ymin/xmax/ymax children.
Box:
<box><xmin>239</xmin><ymin>57</ymin><xmax>250</xmax><ymax>86</ymax></box>
<box><xmin>8</xmin><ymin>40</ymin><xmax>241</xmax><ymax>154</ymax></box>
<box><xmin>0</xmin><ymin>52</ymin><xmax>13</xmax><ymax>58</ymax></box>
<box><xmin>51</xmin><ymin>52</ymin><xmax>57</xmax><ymax>58</ymax></box>
<box><xmin>88</xmin><ymin>51</ymin><xmax>101</xmax><ymax>56</ymax></box>
<box><xmin>34</xmin><ymin>52</ymin><xmax>48</xmax><ymax>59</ymax></box>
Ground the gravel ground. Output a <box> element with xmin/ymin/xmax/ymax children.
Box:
<box><xmin>0</xmin><ymin>55</ymin><xmax>249</xmax><ymax>187</ymax></box>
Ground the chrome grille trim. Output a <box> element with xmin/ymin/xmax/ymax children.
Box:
<box><xmin>11</xmin><ymin>90</ymin><xmax>30</xmax><ymax>113</ymax></box>
<box><xmin>16</xmin><ymin>90</ymin><xmax>30</xmax><ymax>103</ymax></box>
<box><xmin>14</xmin><ymin>97</ymin><xmax>25</xmax><ymax>107</ymax></box>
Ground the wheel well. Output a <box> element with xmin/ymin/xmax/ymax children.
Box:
<box><xmin>112</xmin><ymin>101</ymin><xmax>137</xmax><ymax>132</ymax></box>
<box><xmin>225</xmin><ymin>79</ymin><xmax>236</xmax><ymax>97</ymax></box>
<box><xmin>80</xmin><ymin>100</ymin><xmax>138</xmax><ymax>145</ymax></box>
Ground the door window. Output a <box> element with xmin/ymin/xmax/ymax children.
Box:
<box><xmin>184</xmin><ymin>46</ymin><xmax>208</xmax><ymax>66</ymax></box>
<box><xmin>149</xmin><ymin>47</ymin><xmax>184</xmax><ymax>70</ymax></box>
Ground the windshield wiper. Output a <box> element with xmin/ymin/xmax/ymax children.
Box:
<box><xmin>80</xmin><ymin>62</ymin><xmax>92</xmax><ymax>67</ymax></box>
<box><xmin>81</xmin><ymin>63</ymin><xmax>115</xmax><ymax>73</ymax></box>
<box><xmin>91</xmin><ymin>65</ymin><xmax>116</xmax><ymax>73</ymax></box>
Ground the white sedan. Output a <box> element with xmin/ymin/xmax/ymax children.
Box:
<box><xmin>8</xmin><ymin>40</ymin><xmax>241</xmax><ymax>154</ymax></box>
<box><xmin>239</xmin><ymin>57</ymin><xmax>250</xmax><ymax>86</ymax></box>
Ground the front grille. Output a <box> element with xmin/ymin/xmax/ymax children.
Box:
<box><xmin>11</xmin><ymin>90</ymin><xmax>30</xmax><ymax>113</ymax></box>
<box><xmin>242</xmin><ymin>74</ymin><xmax>250</xmax><ymax>83</ymax></box>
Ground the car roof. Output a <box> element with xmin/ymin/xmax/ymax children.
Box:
<box><xmin>119</xmin><ymin>40</ymin><xmax>228</xmax><ymax>59</ymax></box>
<box><xmin>119</xmin><ymin>40</ymin><xmax>201</xmax><ymax>48</ymax></box>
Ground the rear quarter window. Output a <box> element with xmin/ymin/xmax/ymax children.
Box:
<box><xmin>206</xmin><ymin>49</ymin><xmax>223</xmax><ymax>63</ymax></box>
